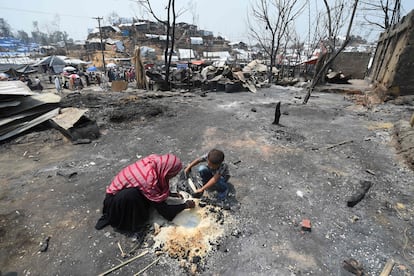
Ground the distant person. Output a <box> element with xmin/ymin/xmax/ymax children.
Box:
<box><xmin>84</xmin><ymin>73</ymin><xmax>90</xmax><ymax>86</ymax></box>
<box><xmin>34</xmin><ymin>76</ymin><xmax>40</xmax><ymax>85</ymax></box>
<box><xmin>74</xmin><ymin>76</ymin><xmax>83</xmax><ymax>91</ymax></box>
<box><xmin>184</xmin><ymin>149</ymin><xmax>230</xmax><ymax>200</ymax></box>
<box><xmin>68</xmin><ymin>77</ymin><xmax>74</xmax><ymax>90</ymax></box>
<box><xmin>54</xmin><ymin>75</ymin><xmax>62</xmax><ymax>93</ymax></box>
<box><xmin>19</xmin><ymin>75</ymin><xmax>26</xmax><ymax>83</ymax></box>
<box><xmin>95</xmin><ymin>154</ymin><xmax>195</xmax><ymax>232</ymax></box>
<box><xmin>95</xmin><ymin>73</ymin><xmax>101</xmax><ymax>86</ymax></box>
<box><xmin>61</xmin><ymin>75</ymin><xmax>66</xmax><ymax>89</ymax></box>
<box><xmin>33</xmin><ymin>76</ymin><xmax>43</xmax><ymax>91</ymax></box>
<box><xmin>22</xmin><ymin>75</ymin><xmax>32</xmax><ymax>87</ymax></box>
<box><xmin>107</xmin><ymin>69</ymin><xmax>114</xmax><ymax>82</ymax></box>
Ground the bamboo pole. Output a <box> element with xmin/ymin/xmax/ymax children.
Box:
<box><xmin>134</xmin><ymin>257</ymin><xmax>160</xmax><ymax>276</ymax></box>
<box><xmin>98</xmin><ymin>250</ymin><xmax>148</xmax><ymax>276</ymax></box>
<box><xmin>379</xmin><ymin>259</ymin><xmax>395</xmax><ymax>276</ymax></box>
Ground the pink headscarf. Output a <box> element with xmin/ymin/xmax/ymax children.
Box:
<box><xmin>106</xmin><ymin>153</ymin><xmax>182</xmax><ymax>202</ymax></box>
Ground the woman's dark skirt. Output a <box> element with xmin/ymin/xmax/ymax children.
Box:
<box><xmin>95</xmin><ymin>188</ymin><xmax>186</xmax><ymax>232</ymax></box>
<box><xmin>95</xmin><ymin>188</ymin><xmax>149</xmax><ymax>232</ymax></box>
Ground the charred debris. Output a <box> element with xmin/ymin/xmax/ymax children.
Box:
<box><xmin>145</xmin><ymin>59</ymin><xmax>273</xmax><ymax>93</ymax></box>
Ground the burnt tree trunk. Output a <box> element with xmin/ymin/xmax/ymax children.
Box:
<box><xmin>272</xmin><ymin>101</ymin><xmax>281</xmax><ymax>125</ymax></box>
<box><xmin>164</xmin><ymin>0</ymin><xmax>172</xmax><ymax>87</ymax></box>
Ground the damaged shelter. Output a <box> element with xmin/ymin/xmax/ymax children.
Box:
<box><xmin>368</xmin><ymin>9</ymin><xmax>414</xmax><ymax>96</ymax></box>
<box><xmin>32</xmin><ymin>55</ymin><xmax>90</xmax><ymax>74</ymax></box>
<box><xmin>0</xmin><ymin>64</ymin><xmax>37</xmax><ymax>80</ymax></box>
<box><xmin>0</xmin><ymin>81</ymin><xmax>99</xmax><ymax>143</ymax></box>
<box><xmin>32</xmin><ymin>55</ymin><xmax>66</xmax><ymax>74</ymax></box>
<box><xmin>145</xmin><ymin>58</ymin><xmax>271</xmax><ymax>93</ymax></box>
<box><xmin>0</xmin><ymin>81</ymin><xmax>60</xmax><ymax>142</ymax></box>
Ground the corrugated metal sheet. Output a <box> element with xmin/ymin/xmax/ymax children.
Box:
<box><xmin>0</xmin><ymin>81</ymin><xmax>61</xmax><ymax>141</ymax></box>
<box><xmin>0</xmin><ymin>81</ymin><xmax>35</xmax><ymax>96</ymax></box>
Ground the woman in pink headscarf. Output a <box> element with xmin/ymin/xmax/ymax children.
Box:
<box><xmin>95</xmin><ymin>154</ymin><xmax>194</xmax><ymax>232</ymax></box>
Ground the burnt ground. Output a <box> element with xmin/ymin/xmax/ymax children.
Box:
<box><xmin>1</xmin><ymin>84</ymin><xmax>414</xmax><ymax>275</ymax></box>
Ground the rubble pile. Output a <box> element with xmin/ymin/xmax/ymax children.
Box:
<box><xmin>0</xmin><ymin>81</ymin><xmax>61</xmax><ymax>142</ymax></box>
<box><xmin>146</xmin><ymin>59</ymin><xmax>272</xmax><ymax>93</ymax></box>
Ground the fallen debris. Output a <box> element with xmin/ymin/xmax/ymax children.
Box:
<box><xmin>326</xmin><ymin>140</ymin><xmax>353</xmax><ymax>150</ymax></box>
<box><xmin>39</xmin><ymin>236</ymin><xmax>50</xmax><ymax>253</ymax></box>
<box><xmin>326</xmin><ymin>71</ymin><xmax>351</xmax><ymax>84</ymax></box>
<box><xmin>365</xmin><ymin>169</ymin><xmax>376</xmax><ymax>176</ymax></box>
<box><xmin>49</xmin><ymin>107</ymin><xmax>100</xmax><ymax>142</ymax></box>
<box><xmin>117</xmin><ymin>242</ymin><xmax>128</xmax><ymax>258</ymax></box>
<box><xmin>1</xmin><ymin>107</ymin><xmax>60</xmax><ymax>142</ymax></box>
<box><xmin>144</xmin><ymin>59</ymin><xmax>270</xmax><ymax>93</ymax></box>
<box><xmin>56</xmin><ymin>170</ymin><xmax>78</xmax><ymax>179</ymax></box>
<box><xmin>347</xmin><ymin>180</ymin><xmax>373</xmax><ymax>208</ymax></box>
<box><xmin>301</xmin><ymin>219</ymin><xmax>312</xmax><ymax>232</ymax></box>
<box><xmin>0</xmin><ymin>81</ymin><xmax>61</xmax><ymax>141</ymax></box>
<box><xmin>72</xmin><ymin>138</ymin><xmax>92</xmax><ymax>145</ymax></box>
<box><xmin>342</xmin><ymin>258</ymin><xmax>364</xmax><ymax>275</ymax></box>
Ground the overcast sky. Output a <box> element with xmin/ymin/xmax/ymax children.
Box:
<box><xmin>1</xmin><ymin>0</ymin><xmax>414</xmax><ymax>43</ymax></box>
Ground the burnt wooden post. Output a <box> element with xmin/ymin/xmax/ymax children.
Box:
<box><xmin>272</xmin><ymin>101</ymin><xmax>281</xmax><ymax>125</ymax></box>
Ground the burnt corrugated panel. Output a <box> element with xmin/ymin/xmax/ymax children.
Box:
<box><xmin>0</xmin><ymin>81</ymin><xmax>61</xmax><ymax>141</ymax></box>
<box><xmin>0</xmin><ymin>81</ymin><xmax>35</xmax><ymax>96</ymax></box>
<box><xmin>0</xmin><ymin>108</ymin><xmax>60</xmax><ymax>141</ymax></box>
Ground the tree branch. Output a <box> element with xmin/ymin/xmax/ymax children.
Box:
<box><xmin>303</xmin><ymin>0</ymin><xmax>359</xmax><ymax>104</ymax></box>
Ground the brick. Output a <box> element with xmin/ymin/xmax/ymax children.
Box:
<box><xmin>301</xmin><ymin>219</ymin><xmax>312</xmax><ymax>232</ymax></box>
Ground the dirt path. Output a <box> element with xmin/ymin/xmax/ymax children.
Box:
<box><xmin>1</xmin><ymin>86</ymin><xmax>413</xmax><ymax>275</ymax></box>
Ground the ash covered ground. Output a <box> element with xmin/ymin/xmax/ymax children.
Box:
<box><xmin>1</xmin><ymin>85</ymin><xmax>414</xmax><ymax>275</ymax></box>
